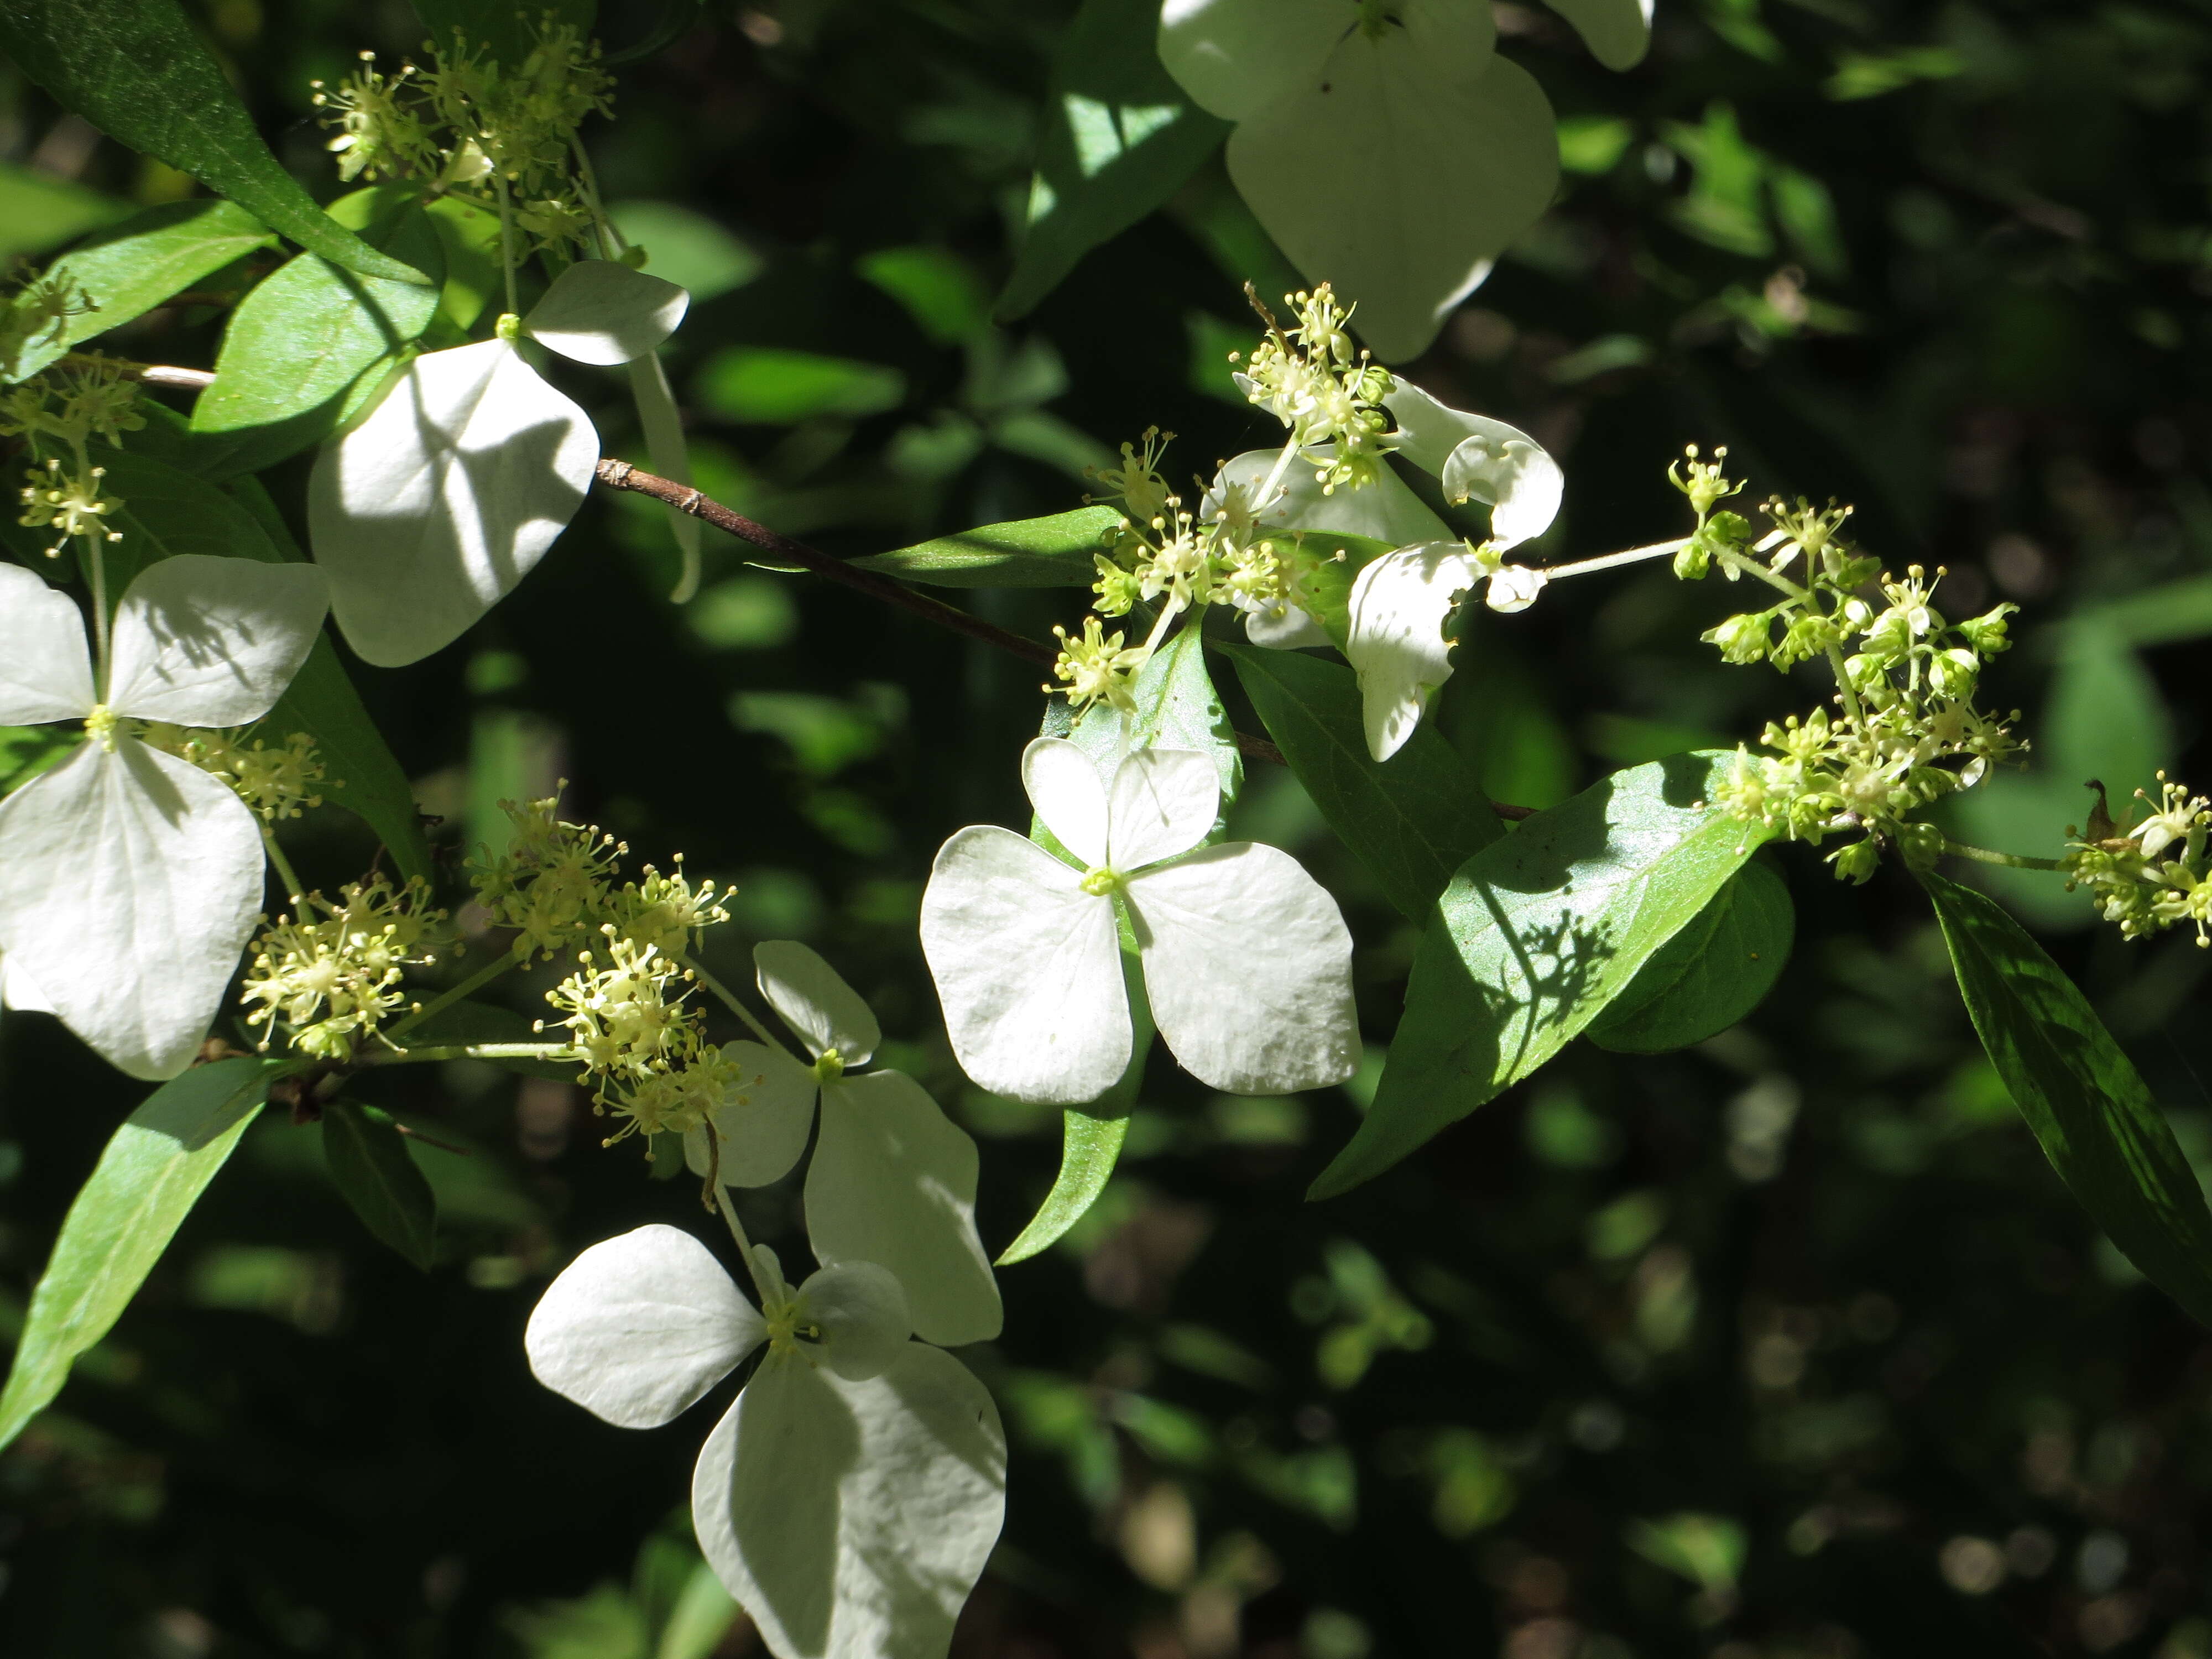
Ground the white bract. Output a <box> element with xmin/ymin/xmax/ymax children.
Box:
<box><xmin>920</xmin><ymin>739</ymin><xmax>1359</xmax><ymax>1105</ymax></box>
<box><xmin>1161</xmin><ymin>0</ymin><xmax>1558</xmax><ymax>361</ymax></box>
<box><xmin>0</xmin><ymin>556</ymin><xmax>328</xmax><ymax>1077</ymax></box>
<box><xmin>526</xmin><ymin>1224</ymin><xmax>1005</xmax><ymax>1659</ymax></box>
<box><xmin>1381</xmin><ymin>383</ymin><xmax>1562</xmax><ymax>551</ymax></box>
<box><xmin>521</xmin><ymin>258</ymin><xmax>690</xmax><ymax>367</ymax></box>
<box><xmin>307</xmin><ymin>338</ymin><xmax>598</xmax><ymax>666</ymax></box>
<box><xmin>687</xmin><ymin>941</ymin><xmax>1001</xmax><ymax>1348</ymax></box>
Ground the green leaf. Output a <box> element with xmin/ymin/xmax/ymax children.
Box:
<box><xmin>998</xmin><ymin>919</ymin><xmax>1152</xmax><ymax>1265</ymax></box>
<box><xmin>190</xmin><ymin>192</ymin><xmax>446</xmax><ymax>477</ymax></box>
<box><xmin>1584</xmin><ymin>859</ymin><xmax>1793</xmax><ymax>1053</ymax></box>
<box><xmin>412</xmin><ymin>0</ymin><xmax>595</xmax><ymax>66</ymax></box>
<box><xmin>321</xmin><ymin>1100</ymin><xmax>439</xmax><ymax>1270</ymax></box>
<box><xmin>0</xmin><ymin>156</ymin><xmax>128</xmax><ymax>261</ymax></box>
<box><xmin>1313</xmin><ymin>753</ymin><xmax>1763</xmax><ymax>1198</ymax></box>
<box><xmin>398</xmin><ymin>998</ymin><xmax>577</xmax><ymax>1080</ymax></box>
<box><xmin>0</xmin><ymin>1</ymin><xmax>428</xmax><ymax>289</ymax></box>
<box><xmin>852</xmin><ymin>506</ymin><xmax>1120</xmax><ymax>587</ymax></box>
<box><xmin>0</xmin><ymin>1056</ymin><xmax>288</xmax><ymax>1452</ymax></box>
<box><xmin>996</xmin><ymin>0</ymin><xmax>1229</xmax><ymax>321</ymax></box>
<box><xmin>1919</xmin><ymin>871</ymin><xmax>2212</xmax><ymax>1326</ymax></box>
<box><xmin>271</xmin><ymin>638</ymin><xmax>436</xmax><ymax>884</ymax></box>
<box><xmin>1225</xmin><ymin>642</ymin><xmax>1501</xmax><ymax>920</ymax></box>
<box><xmin>82</xmin><ymin>444</ymin><xmax>283</xmax><ymax>592</ymax></box>
<box><xmin>424</xmin><ymin>194</ymin><xmax>507</xmax><ymax>332</ymax></box>
<box><xmin>695</xmin><ymin>347</ymin><xmax>905</xmax><ymax>424</ymax></box>
<box><xmin>6</xmin><ymin>199</ymin><xmax>274</xmax><ymax>382</ymax></box>
<box><xmin>1070</xmin><ymin>626</ymin><xmax>1243</xmax><ymax>825</ymax></box>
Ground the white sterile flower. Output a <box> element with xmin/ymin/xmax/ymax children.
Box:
<box><xmin>526</xmin><ymin>1224</ymin><xmax>1006</xmax><ymax>1659</ymax></box>
<box><xmin>1381</xmin><ymin>382</ymin><xmax>1563</xmax><ymax>550</ymax></box>
<box><xmin>1343</xmin><ymin>540</ymin><xmax>1489</xmax><ymax>763</ymax></box>
<box><xmin>0</xmin><ymin>556</ymin><xmax>329</xmax><ymax>1077</ymax></box>
<box><xmin>920</xmin><ymin>739</ymin><xmax>1359</xmax><ymax>1106</ymax></box>
<box><xmin>1203</xmin><ymin>447</ymin><xmax>1451</xmax><ymax>647</ymax></box>
<box><xmin>308</xmin><ymin>338</ymin><xmax>599</xmax><ymax>666</ymax></box>
<box><xmin>522</xmin><ymin>258</ymin><xmax>691</xmax><ymax>367</ymax></box>
<box><xmin>687</xmin><ymin>941</ymin><xmax>1000</xmax><ymax>1348</ymax></box>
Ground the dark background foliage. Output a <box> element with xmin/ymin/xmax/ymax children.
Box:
<box><xmin>4</xmin><ymin>0</ymin><xmax>2212</xmax><ymax>1655</ymax></box>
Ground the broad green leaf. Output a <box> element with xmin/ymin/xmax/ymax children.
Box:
<box><xmin>0</xmin><ymin>1</ymin><xmax>427</xmax><ymax>288</ymax></box>
<box><xmin>1225</xmin><ymin>643</ymin><xmax>1501</xmax><ymax>920</ymax></box>
<box><xmin>1068</xmin><ymin>626</ymin><xmax>1243</xmax><ymax>824</ymax></box>
<box><xmin>2073</xmin><ymin>573</ymin><xmax>2212</xmax><ymax>651</ymax></box>
<box><xmin>609</xmin><ymin>200</ymin><xmax>761</xmax><ymax>301</ymax></box>
<box><xmin>1584</xmin><ymin>858</ymin><xmax>1792</xmax><ymax>1053</ymax></box>
<box><xmin>6</xmin><ymin>199</ymin><xmax>274</xmax><ymax>382</ymax></box>
<box><xmin>79</xmin><ymin>446</ymin><xmax>281</xmax><ymax>594</ymax></box>
<box><xmin>859</xmin><ymin>246</ymin><xmax>991</xmax><ymax>345</ymax></box>
<box><xmin>412</xmin><ymin>0</ymin><xmax>595</xmax><ymax>66</ymax></box>
<box><xmin>322</xmin><ymin>1099</ymin><xmax>439</xmax><ymax>1270</ymax></box>
<box><xmin>0</xmin><ymin>1056</ymin><xmax>289</xmax><ymax>1451</ymax></box>
<box><xmin>853</xmin><ymin>506</ymin><xmax>1120</xmax><ymax>587</ymax></box>
<box><xmin>0</xmin><ymin>157</ymin><xmax>127</xmax><ymax>260</ymax></box>
<box><xmin>997</xmin><ymin>0</ymin><xmax>1230</xmax><ymax>321</ymax></box>
<box><xmin>998</xmin><ymin>919</ymin><xmax>1152</xmax><ymax>1264</ymax></box>
<box><xmin>424</xmin><ymin>194</ymin><xmax>505</xmax><ymax>332</ymax></box>
<box><xmin>1225</xmin><ymin>34</ymin><xmax>1557</xmax><ymax>362</ymax></box>
<box><xmin>1313</xmin><ymin>752</ymin><xmax>1762</xmax><ymax>1198</ymax></box>
<box><xmin>190</xmin><ymin>192</ymin><xmax>447</xmax><ymax>477</ymax></box>
<box><xmin>694</xmin><ymin>347</ymin><xmax>905</xmax><ymax>424</ymax></box>
<box><xmin>225</xmin><ymin>477</ymin><xmax>436</xmax><ymax>885</ymax></box>
<box><xmin>1920</xmin><ymin>871</ymin><xmax>2212</xmax><ymax>1327</ymax></box>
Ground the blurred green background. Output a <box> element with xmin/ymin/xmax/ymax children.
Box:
<box><xmin>6</xmin><ymin>0</ymin><xmax>2212</xmax><ymax>1654</ymax></box>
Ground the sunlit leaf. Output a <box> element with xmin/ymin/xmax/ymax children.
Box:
<box><xmin>853</xmin><ymin>506</ymin><xmax>1119</xmax><ymax>587</ymax></box>
<box><xmin>1584</xmin><ymin>858</ymin><xmax>1792</xmax><ymax>1053</ymax></box>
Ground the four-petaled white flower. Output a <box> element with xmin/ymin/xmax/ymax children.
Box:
<box><xmin>919</xmin><ymin>739</ymin><xmax>1359</xmax><ymax>1105</ymax></box>
<box><xmin>688</xmin><ymin>941</ymin><xmax>1001</xmax><ymax>1348</ymax></box>
<box><xmin>526</xmin><ymin>1224</ymin><xmax>1005</xmax><ymax>1659</ymax></box>
<box><xmin>0</xmin><ymin>555</ymin><xmax>328</xmax><ymax>1077</ymax></box>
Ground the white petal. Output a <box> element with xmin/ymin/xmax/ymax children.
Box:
<box><xmin>797</xmin><ymin>1260</ymin><xmax>912</xmax><ymax>1382</ymax></box>
<box><xmin>1381</xmin><ymin>382</ymin><xmax>1565</xmax><ymax>547</ymax></box>
<box><xmin>1128</xmin><ymin>843</ymin><xmax>1360</xmax><ymax>1094</ymax></box>
<box><xmin>1243</xmin><ymin>599</ymin><xmax>1332</xmax><ymax>650</ymax></box>
<box><xmin>1020</xmin><ymin>737</ymin><xmax>1108</xmax><ymax>867</ymax></box>
<box><xmin>522</xmin><ymin>258</ymin><xmax>690</xmax><ymax>366</ymax></box>
<box><xmin>709</xmin><ymin>1040</ymin><xmax>821</xmax><ymax>1188</ymax></box>
<box><xmin>692</xmin><ymin>1344</ymin><xmax>1006</xmax><ymax>1659</ymax></box>
<box><xmin>308</xmin><ymin>340</ymin><xmax>598</xmax><ymax>667</ymax></box>
<box><xmin>919</xmin><ymin>826</ymin><xmax>1130</xmax><ymax>1105</ymax></box>
<box><xmin>809</xmin><ymin>1071</ymin><xmax>1001</xmax><ymax>1348</ymax></box>
<box><xmin>755</xmin><ymin>940</ymin><xmax>879</xmax><ymax>1066</ymax></box>
<box><xmin>0</xmin><ymin>739</ymin><xmax>262</xmax><ymax>1079</ymax></box>
<box><xmin>1344</xmin><ymin>541</ymin><xmax>1484</xmax><ymax>761</ymax></box>
<box><xmin>1156</xmin><ymin>0</ymin><xmax>1350</xmax><ymax>122</ymax></box>
<box><xmin>1206</xmin><ymin>448</ymin><xmax>1451</xmax><ymax>549</ymax></box>
<box><xmin>525</xmin><ymin>1223</ymin><xmax>763</xmax><ymax>1430</ymax></box>
<box><xmin>0</xmin><ymin>563</ymin><xmax>93</xmax><ymax>723</ymax></box>
<box><xmin>105</xmin><ymin>555</ymin><xmax>330</xmax><ymax>726</ymax></box>
<box><xmin>0</xmin><ymin>951</ymin><xmax>54</xmax><ymax>1014</ymax></box>
<box><xmin>1226</xmin><ymin>49</ymin><xmax>1556</xmax><ymax>363</ymax></box>
<box><xmin>1107</xmin><ymin>748</ymin><xmax>1218</xmax><ymax>871</ymax></box>
<box><xmin>1543</xmin><ymin>0</ymin><xmax>1653</xmax><ymax>69</ymax></box>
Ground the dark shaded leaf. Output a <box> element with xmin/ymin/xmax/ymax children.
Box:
<box><xmin>322</xmin><ymin>1100</ymin><xmax>439</xmax><ymax>1270</ymax></box>
<box><xmin>1586</xmin><ymin>858</ymin><xmax>1793</xmax><ymax>1052</ymax></box>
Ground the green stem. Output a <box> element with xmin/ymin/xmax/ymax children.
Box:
<box><xmin>569</xmin><ymin>134</ymin><xmax>623</xmax><ymax>260</ymax></box>
<box><xmin>382</xmin><ymin>948</ymin><xmax>522</xmax><ymax>1045</ymax></box>
<box><xmin>492</xmin><ymin>170</ymin><xmax>521</xmax><ymax>318</ymax></box>
<box><xmin>358</xmin><ymin>1040</ymin><xmax>575</xmax><ymax>1066</ymax></box>
<box><xmin>260</xmin><ymin>828</ymin><xmax>306</xmax><ymax>908</ymax></box>
<box><xmin>1941</xmin><ymin>837</ymin><xmax>2065</xmax><ymax>873</ymax></box>
<box><xmin>714</xmin><ymin>1181</ymin><xmax>778</xmax><ymax>1307</ymax></box>
<box><xmin>681</xmin><ymin>954</ymin><xmax>791</xmax><ymax>1053</ymax></box>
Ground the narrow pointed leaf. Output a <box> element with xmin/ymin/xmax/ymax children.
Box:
<box><xmin>852</xmin><ymin>506</ymin><xmax>1120</xmax><ymax>587</ymax></box>
<box><xmin>0</xmin><ymin>1056</ymin><xmax>290</xmax><ymax>1452</ymax></box>
<box><xmin>4</xmin><ymin>199</ymin><xmax>274</xmax><ymax>382</ymax></box>
<box><xmin>1314</xmin><ymin>753</ymin><xmax>1764</xmax><ymax>1198</ymax></box>
<box><xmin>1919</xmin><ymin>870</ymin><xmax>2212</xmax><ymax>1327</ymax></box>
<box><xmin>0</xmin><ymin>1</ymin><xmax>428</xmax><ymax>288</ymax></box>
<box><xmin>1226</xmin><ymin>642</ymin><xmax>1502</xmax><ymax>920</ymax></box>
<box><xmin>322</xmin><ymin>1099</ymin><xmax>439</xmax><ymax>1270</ymax></box>
<box><xmin>1585</xmin><ymin>858</ymin><xmax>1793</xmax><ymax>1053</ymax></box>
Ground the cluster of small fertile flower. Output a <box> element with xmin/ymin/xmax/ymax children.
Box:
<box><xmin>2</xmin><ymin>354</ymin><xmax>143</xmax><ymax>558</ymax></box>
<box><xmin>471</xmin><ymin>795</ymin><xmax>739</xmax><ymax>1142</ymax></box>
<box><xmin>310</xmin><ymin>23</ymin><xmax>615</xmax><ymax>254</ymax></box>
<box><xmin>1669</xmin><ymin>450</ymin><xmax>2025</xmax><ymax>881</ymax></box>
<box><xmin>144</xmin><ymin>726</ymin><xmax>326</xmax><ymax>821</ymax></box>
<box><xmin>241</xmin><ymin>878</ymin><xmax>453</xmax><ymax>1060</ymax></box>
<box><xmin>1055</xmin><ymin>285</ymin><xmax>1396</xmax><ymax>713</ymax></box>
<box><xmin>2063</xmin><ymin>775</ymin><xmax>2212</xmax><ymax>946</ymax></box>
